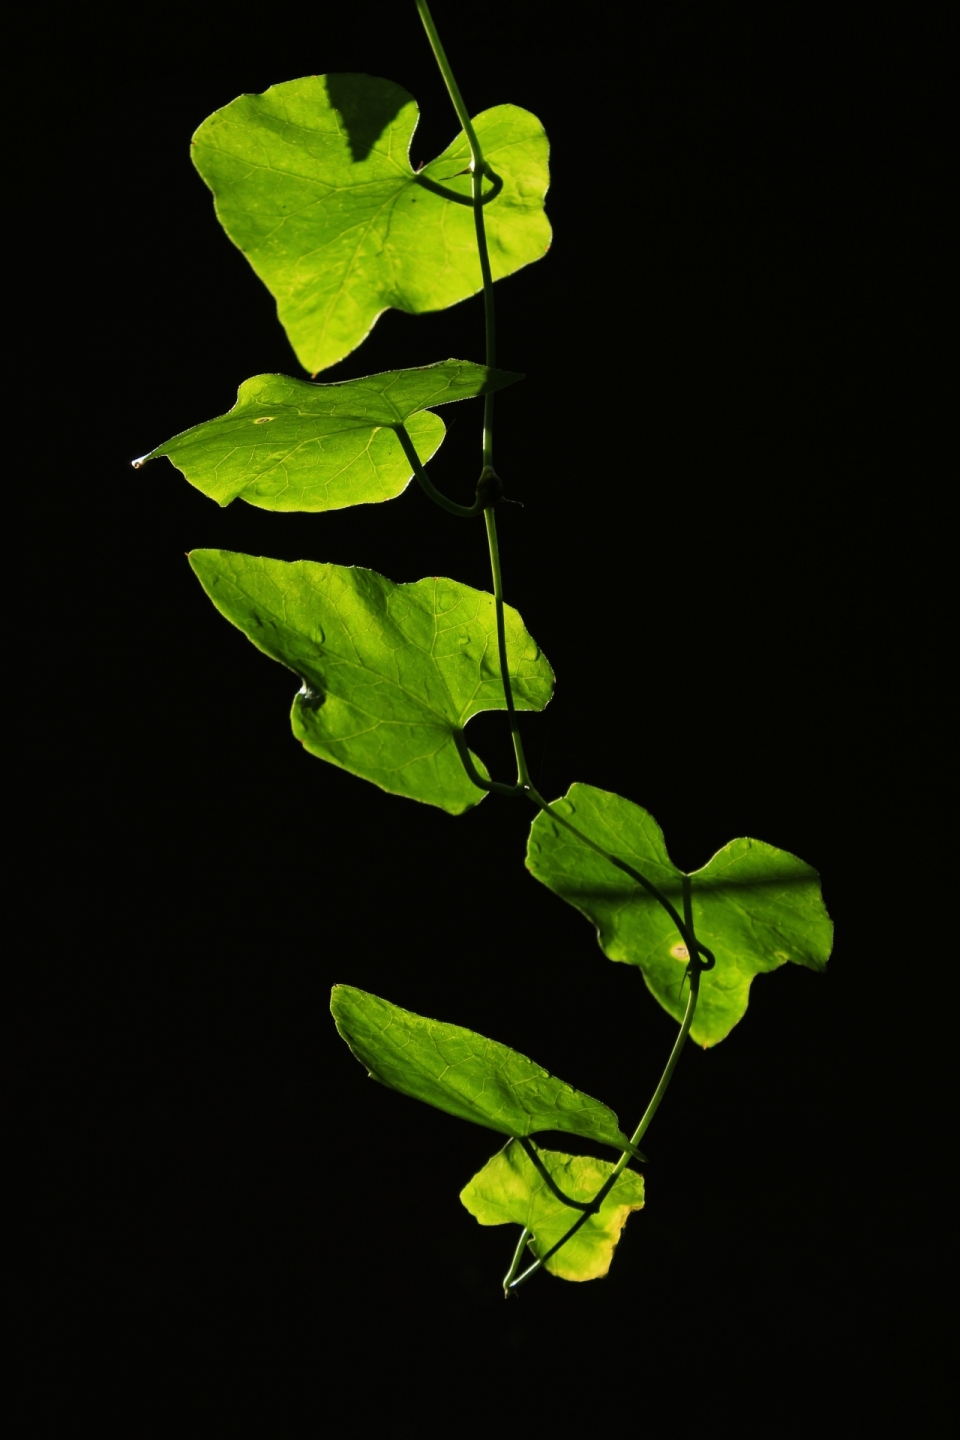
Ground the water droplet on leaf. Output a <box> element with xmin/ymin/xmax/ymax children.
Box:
<box><xmin>298</xmin><ymin>680</ymin><xmax>325</xmax><ymax>710</ymax></box>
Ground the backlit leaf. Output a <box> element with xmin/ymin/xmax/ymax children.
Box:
<box><xmin>190</xmin><ymin>551</ymin><xmax>553</xmax><ymax>813</ymax></box>
<box><xmin>461</xmin><ymin>1140</ymin><xmax>645</xmax><ymax>1282</ymax></box>
<box><xmin>331</xmin><ymin>986</ymin><xmax>633</xmax><ymax>1150</ymax></box>
<box><xmin>527</xmin><ymin>784</ymin><xmax>832</xmax><ymax>1045</ymax></box>
<box><xmin>137</xmin><ymin>360</ymin><xmax>520</xmax><ymax>513</ymax></box>
<box><xmin>192</xmin><ymin>74</ymin><xmax>551</xmax><ymax>373</ymax></box>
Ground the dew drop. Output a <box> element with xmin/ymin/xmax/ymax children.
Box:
<box><xmin>298</xmin><ymin>679</ymin><xmax>325</xmax><ymax>710</ymax></box>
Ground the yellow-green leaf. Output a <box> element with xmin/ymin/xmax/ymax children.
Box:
<box><xmin>190</xmin><ymin>551</ymin><xmax>553</xmax><ymax>812</ymax></box>
<box><xmin>461</xmin><ymin>1140</ymin><xmax>645</xmax><ymax>1282</ymax></box>
<box><xmin>137</xmin><ymin>360</ymin><xmax>519</xmax><ymax>513</ymax></box>
<box><xmin>527</xmin><ymin>784</ymin><xmax>833</xmax><ymax>1045</ymax></box>
<box><xmin>192</xmin><ymin>74</ymin><xmax>551</xmax><ymax>374</ymax></box>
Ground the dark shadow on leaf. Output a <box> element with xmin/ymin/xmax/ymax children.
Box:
<box><xmin>569</xmin><ymin>864</ymin><xmax>817</xmax><ymax>898</ymax></box>
<box><xmin>567</xmin><ymin>868</ymin><xmax>818</xmax><ymax>902</ymax></box>
<box><xmin>324</xmin><ymin>74</ymin><xmax>412</xmax><ymax>163</ymax></box>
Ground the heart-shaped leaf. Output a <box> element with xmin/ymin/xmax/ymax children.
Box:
<box><xmin>527</xmin><ymin>784</ymin><xmax>833</xmax><ymax>1045</ymax></box>
<box><xmin>190</xmin><ymin>551</ymin><xmax>554</xmax><ymax>813</ymax></box>
<box><xmin>461</xmin><ymin>1140</ymin><xmax>645</xmax><ymax>1282</ymax></box>
<box><xmin>136</xmin><ymin>360</ymin><xmax>520</xmax><ymax>512</ymax></box>
<box><xmin>192</xmin><ymin>74</ymin><xmax>551</xmax><ymax>374</ymax></box>
<box><xmin>331</xmin><ymin>986</ymin><xmax>634</xmax><ymax>1152</ymax></box>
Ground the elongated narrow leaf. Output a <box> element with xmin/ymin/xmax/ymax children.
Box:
<box><xmin>192</xmin><ymin>74</ymin><xmax>551</xmax><ymax>374</ymax></box>
<box><xmin>136</xmin><ymin>361</ymin><xmax>521</xmax><ymax>513</ymax></box>
<box><xmin>190</xmin><ymin>551</ymin><xmax>553</xmax><ymax>813</ymax></box>
<box><xmin>461</xmin><ymin>1140</ymin><xmax>644</xmax><ymax>1282</ymax></box>
<box><xmin>331</xmin><ymin>986</ymin><xmax>632</xmax><ymax>1152</ymax></box>
<box><xmin>527</xmin><ymin>784</ymin><xmax>832</xmax><ymax>1046</ymax></box>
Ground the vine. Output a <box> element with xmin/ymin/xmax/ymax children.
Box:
<box><xmin>137</xmin><ymin>1</ymin><xmax>832</xmax><ymax>1294</ymax></box>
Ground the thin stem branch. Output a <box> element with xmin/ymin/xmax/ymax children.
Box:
<box><xmin>628</xmin><ymin>960</ymin><xmax>700</xmax><ymax>1154</ymax></box>
<box><xmin>506</xmin><ymin>966</ymin><xmax>702</xmax><ymax>1292</ymax></box>
<box><xmin>413</xmin><ymin>169</ymin><xmax>503</xmax><ymax>207</ymax></box>
<box><xmin>473</xmin><ymin>160</ymin><xmax>498</xmax><ymax>468</ymax></box>
<box><xmin>417</xmin><ymin>0</ymin><xmax>518</xmax><ymax>789</ymax></box>
<box><xmin>502</xmin><ymin>1226</ymin><xmax>533</xmax><ymax>1294</ymax></box>
<box><xmin>517</xmin><ymin>1138</ymin><xmax>598</xmax><ymax>1213</ymax></box>
<box><xmin>452</xmin><ymin>729</ymin><xmax>524</xmax><ymax>798</ymax></box>
<box><xmin>394</xmin><ymin>424</ymin><xmax>482</xmax><ymax>518</ymax></box>
<box><xmin>419</xmin><ymin>0</ymin><xmax>498</xmax><ymax>461</ymax></box>
<box><xmin>415</xmin><ymin>1</ymin><xmax>484</xmax><ymax>166</ymax></box>
<box><xmin>485</xmin><ymin>508</ymin><xmax>531</xmax><ymax>786</ymax></box>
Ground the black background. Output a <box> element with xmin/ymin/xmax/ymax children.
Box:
<box><xmin>19</xmin><ymin>1</ymin><xmax>953</xmax><ymax>1423</ymax></box>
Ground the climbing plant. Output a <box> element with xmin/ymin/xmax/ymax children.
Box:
<box><xmin>137</xmin><ymin>1</ymin><xmax>832</xmax><ymax>1293</ymax></box>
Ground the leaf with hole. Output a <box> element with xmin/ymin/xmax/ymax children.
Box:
<box><xmin>192</xmin><ymin>74</ymin><xmax>551</xmax><ymax>374</ymax></box>
<box><xmin>331</xmin><ymin>985</ymin><xmax>635</xmax><ymax>1151</ymax></box>
<box><xmin>461</xmin><ymin>1139</ymin><xmax>645</xmax><ymax>1282</ymax></box>
<box><xmin>527</xmin><ymin>784</ymin><xmax>833</xmax><ymax>1046</ymax></box>
<box><xmin>190</xmin><ymin>550</ymin><xmax>553</xmax><ymax>813</ymax></box>
<box><xmin>136</xmin><ymin>360</ymin><xmax>520</xmax><ymax>512</ymax></box>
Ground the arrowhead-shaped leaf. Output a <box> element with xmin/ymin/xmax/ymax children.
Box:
<box><xmin>190</xmin><ymin>551</ymin><xmax>554</xmax><ymax>813</ymax></box>
<box><xmin>137</xmin><ymin>361</ymin><xmax>521</xmax><ymax>513</ymax></box>
<box><xmin>192</xmin><ymin>74</ymin><xmax>551</xmax><ymax>374</ymax></box>
<box><xmin>527</xmin><ymin>784</ymin><xmax>833</xmax><ymax>1046</ymax></box>
<box><xmin>461</xmin><ymin>1140</ymin><xmax>645</xmax><ymax>1282</ymax></box>
<box><xmin>331</xmin><ymin>987</ymin><xmax>633</xmax><ymax>1152</ymax></box>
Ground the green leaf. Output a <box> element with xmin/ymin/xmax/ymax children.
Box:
<box><xmin>527</xmin><ymin>784</ymin><xmax>833</xmax><ymax>1046</ymax></box>
<box><xmin>461</xmin><ymin>1140</ymin><xmax>645</xmax><ymax>1282</ymax></box>
<box><xmin>192</xmin><ymin>74</ymin><xmax>551</xmax><ymax>374</ymax></box>
<box><xmin>331</xmin><ymin>986</ymin><xmax>633</xmax><ymax>1152</ymax></box>
<box><xmin>136</xmin><ymin>361</ymin><xmax>521</xmax><ymax>513</ymax></box>
<box><xmin>189</xmin><ymin>551</ymin><xmax>553</xmax><ymax>813</ymax></box>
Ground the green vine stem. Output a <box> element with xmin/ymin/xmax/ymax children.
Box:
<box><xmin>417</xmin><ymin>0</ymin><xmax>500</xmax><ymax>450</ymax></box>
<box><xmin>417</xmin><ymin>6</ymin><xmax>713</xmax><ymax>963</ymax></box>
<box><xmin>417</xmin><ymin>0</ymin><xmax>523</xmax><ymax>788</ymax></box>
<box><xmin>503</xmin><ymin>1226</ymin><xmax>534</xmax><ymax>1291</ymax></box>
<box><xmin>393</xmin><ymin>423</ymin><xmax>484</xmax><ymax>518</ymax></box>
<box><xmin>414</xmin><ymin>169</ymin><xmax>503</xmax><ymax>207</ymax></box>
<box><xmin>416</xmin><ymin>0</ymin><xmax>502</xmax><ymax>456</ymax></box>
<box><xmin>505</xmin><ymin>956</ymin><xmax>704</xmax><ymax>1294</ymax></box>
<box><xmin>417</xmin><ymin>2</ymin><xmax>710</xmax><ymax>1294</ymax></box>
<box><xmin>517</xmin><ymin>1138</ymin><xmax>602</xmax><ymax>1213</ymax></box>
<box><xmin>485</xmin><ymin>508</ymin><xmax>531</xmax><ymax>785</ymax></box>
<box><xmin>451</xmin><ymin>731</ymin><xmax>524</xmax><ymax>800</ymax></box>
<box><xmin>474</xmin><ymin>173</ymin><xmax>498</xmax><ymax>471</ymax></box>
<box><xmin>415</xmin><ymin>0</ymin><xmax>484</xmax><ymax>162</ymax></box>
